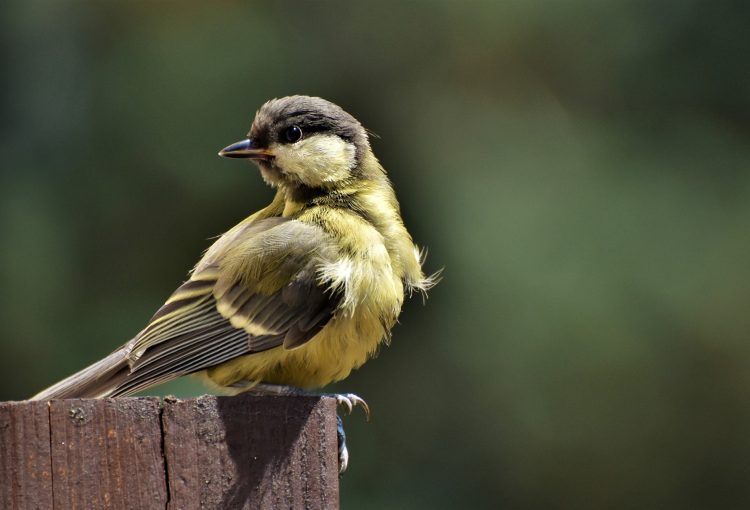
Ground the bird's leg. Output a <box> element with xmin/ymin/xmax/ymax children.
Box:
<box><xmin>232</xmin><ymin>381</ymin><xmax>306</xmax><ymax>396</ymax></box>
<box><xmin>229</xmin><ymin>381</ymin><xmax>370</xmax><ymax>418</ymax></box>
<box><xmin>228</xmin><ymin>380</ymin><xmax>368</xmax><ymax>473</ymax></box>
<box><xmin>337</xmin><ymin>414</ymin><xmax>349</xmax><ymax>473</ymax></box>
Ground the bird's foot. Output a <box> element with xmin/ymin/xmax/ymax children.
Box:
<box><xmin>231</xmin><ymin>382</ymin><xmax>370</xmax><ymax>418</ymax></box>
<box><xmin>333</xmin><ymin>392</ymin><xmax>370</xmax><ymax>421</ymax></box>
<box><xmin>331</xmin><ymin>392</ymin><xmax>368</xmax><ymax>474</ymax></box>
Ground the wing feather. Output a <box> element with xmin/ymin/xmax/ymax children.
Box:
<box><xmin>98</xmin><ymin>218</ymin><xmax>343</xmax><ymax>396</ymax></box>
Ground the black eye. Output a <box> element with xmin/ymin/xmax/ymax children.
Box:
<box><xmin>283</xmin><ymin>125</ymin><xmax>303</xmax><ymax>143</ymax></box>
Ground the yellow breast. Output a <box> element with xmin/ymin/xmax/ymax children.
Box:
<box><xmin>202</xmin><ymin>209</ymin><xmax>405</xmax><ymax>390</ymax></box>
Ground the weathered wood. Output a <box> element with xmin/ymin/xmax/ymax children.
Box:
<box><xmin>0</xmin><ymin>395</ymin><xmax>339</xmax><ymax>510</ymax></box>
<box><xmin>49</xmin><ymin>398</ymin><xmax>167</xmax><ymax>510</ymax></box>
<box><xmin>0</xmin><ymin>400</ymin><xmax>53</xmax><ymax>509</ymax></box>
<box><xmin>162</xmin><ymin>394</ymin><xmax>339</xmax><ymax>510</ymax></box>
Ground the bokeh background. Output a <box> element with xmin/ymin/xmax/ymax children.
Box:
<box><xmin>2</xmin><ymin>1</ymin><xmax>750</xmax><ymax>508</ymax></box>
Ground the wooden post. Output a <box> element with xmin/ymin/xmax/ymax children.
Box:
<box><xmin>0</xmin><ymin>395</ymin><xmax>340</xmax><ymax>510</ymax></box>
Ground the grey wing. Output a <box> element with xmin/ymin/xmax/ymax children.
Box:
<box><xmin>110</xmin><ymin>268</ymin><xmax>339</xmax><ymax>396</ymax></box>
<box><xmin>32</xmin><ymin>218</ymin><xmax>341</xmax><ymax>399</ymax></box>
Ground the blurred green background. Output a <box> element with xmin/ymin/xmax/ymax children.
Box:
<box><xmin>2</xmin><ymin>1</ymin><xmax>750</xmax><ymax>508</ymax></box>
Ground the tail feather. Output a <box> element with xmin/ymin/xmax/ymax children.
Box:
<box><xmin>30</xmin><ymin>347</ymin><xmax>132</xmax><ymax>400</ymax></box>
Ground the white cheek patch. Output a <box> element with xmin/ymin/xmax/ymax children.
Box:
<box><xmin>271</xmin><ymin>134</ymin><xmax>356</xmax><ymax>187</ymax></box>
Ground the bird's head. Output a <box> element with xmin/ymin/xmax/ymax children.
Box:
<box><xmin>219</xmin><ymin>96</ymin><xmax>372</xmax><ymax>192</ymax></box>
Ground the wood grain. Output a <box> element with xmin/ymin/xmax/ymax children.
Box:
<box><xmin>162</xmin><ymin>394</ymin><xmax>339</xmax><ymax>510</ymax></box>
<box><xmin>0</xmin><ymin>395</ymin><xmax>340</xmax><ymax>509</ymax></box>
<box><xmin>49</xmin><ymin>398</ymin><xmax>167</xmax><ymax>509</ymax></box>
<box><xmin>0</xmin><ymin>400</ymin><xmax>53</xmax><ymax>509</ymax></box>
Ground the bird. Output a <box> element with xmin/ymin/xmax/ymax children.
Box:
<box><xmin>31</xmin><ymin>95</ymin><xmax>436</xmax><ymax>413</ymax></box>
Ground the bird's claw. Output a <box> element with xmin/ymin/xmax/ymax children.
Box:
<box><xmin>331</xmin><ymin>392</ymin><xmax>368</xmax><ymax>473</ymax></box>
<box><xmin>334</xmin><ymin>393</ymin><xmax>370</xmax><ymax>421</ymax></box>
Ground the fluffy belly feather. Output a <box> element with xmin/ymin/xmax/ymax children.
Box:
<box><xmin>203</xmin><ymin>218</ymin><xmax>406</xmax><ymax>390</ymax></box>
<box><xmin>202</xmin><ymin>311</ymin><xmax>389</xmax><ymax>389</ymax></box>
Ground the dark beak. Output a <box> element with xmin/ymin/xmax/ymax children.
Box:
<box><xmin>218</xmin><ymin>138</ymin><xmax>274</xmax><ymax>160</ymax></box>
